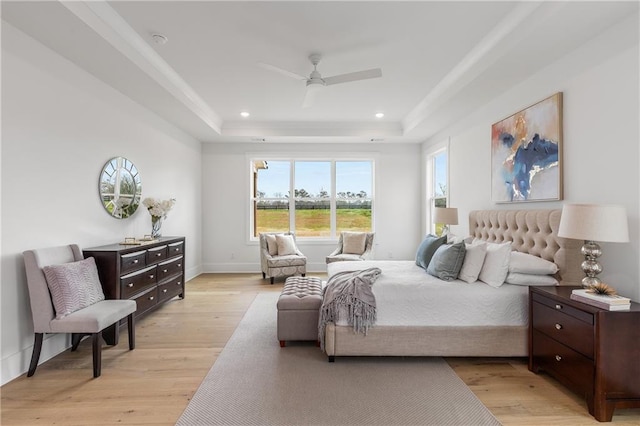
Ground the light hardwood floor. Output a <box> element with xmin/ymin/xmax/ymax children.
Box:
<box><xmin>2</xmin><ymin>273</ymin><xmax>639</xmax><ymax>425</ymax></box>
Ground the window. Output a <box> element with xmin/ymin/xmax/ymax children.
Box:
<box><xmin>251</xmin><ymin>159</ymin><xmax>373</xmax><ymax>238</ymax></box>
<box><xmin>426</xmin><ymin>146</ymin><xmax>448</xmax><ymax>235</ymax></box>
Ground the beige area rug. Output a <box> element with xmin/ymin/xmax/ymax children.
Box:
<box><xmin>177</xmin><ymin>293</ymin><xmax>501</xmax><ymax>426</ymax></box>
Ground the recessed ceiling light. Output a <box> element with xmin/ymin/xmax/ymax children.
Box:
<box><xmin>240</xmin><ymin>111</ymin><xmax>250</xmax><ymax>118</ymax></box>
<box><xmin>375</xmin><ymin>112</ymin><xmax>384</xmax><ymax>118</ymax></box>
<box><xmin>151</xmin><ymin>33</ymin><xmax>168</xmax><ymax>45</ymax></box>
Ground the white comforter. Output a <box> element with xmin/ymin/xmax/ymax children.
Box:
<box><xmin>327</xmin><ymin>260</ymin><xmax>529</xmax><ymax>327</ymax></box>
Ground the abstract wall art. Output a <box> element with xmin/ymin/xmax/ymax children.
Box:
<box><xmin>491</xmin><ymin>92</ymin><xmax>563</xmax><ymax>203</ymax></box>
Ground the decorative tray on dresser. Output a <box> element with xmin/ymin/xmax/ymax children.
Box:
<box><xmin>83</xmin><ymin>236</ymin><xmax>185</xmax><ymax>345</ymax></box>
<box><xmin>529</xmin><ymin>286</ymin><xmax>640</xmax><ymax>422</ymax></box>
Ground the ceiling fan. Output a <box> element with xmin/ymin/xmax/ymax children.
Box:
<box><xmin>258</xmin><ymin>54</ymin><xmax>382</xmax><ymax>108</ymax></box>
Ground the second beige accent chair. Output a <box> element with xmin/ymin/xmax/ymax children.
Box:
<box><xmin>326</xmin><ymin>231</ymin><xmax>375</xmax><ymax>264</ymax></box>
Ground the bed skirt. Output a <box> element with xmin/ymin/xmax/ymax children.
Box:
<box><xmin>323</xmin><ymin>323</ymin><xmax>528</xmax><ymax>358</ymax></box>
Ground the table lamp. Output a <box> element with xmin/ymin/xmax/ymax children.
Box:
<box><xmin>557</xmin><ymin>204</ymin><xmax>629</xmax><ymax>287</ymax></box>
<box><xmin>434</xmin><ymin>207</ymin><xmax>458</xmax><ymax>236</ymax></box>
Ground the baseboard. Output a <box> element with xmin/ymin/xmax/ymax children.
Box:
<box><xmin>200</xmin><ymin>262</ymin><xmax>327</xmax><ymax>274</ymax></box>
<box><xmin>1</xmin><ymin>333</ymin><xmax>69</xmax><ymax>386</ymax></box>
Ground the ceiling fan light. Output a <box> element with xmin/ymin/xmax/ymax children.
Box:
<box><xmin>375</xmin><ymin>112</ymin><xmax>384</xmax><ymax>118</ymax></box>
<box><xmin>240</xmin><ymin>111</ymin><xmax>250</xmax><ymax>118</ymax></box>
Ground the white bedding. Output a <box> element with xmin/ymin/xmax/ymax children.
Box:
<box><xmin>327</xmin><ymin>260</ymin><xmax>529</xmax><ymax>327</ymax></box>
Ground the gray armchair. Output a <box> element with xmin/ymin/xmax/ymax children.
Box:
<box><xmin>326</xmin><ymin>232</ymin><xmax>375</xmax><ymax>264</ymax></box>
<box><xmin>23</xmin><ymin>244</ymin><xmax>136</xmax><ymax>378</ymax></box>
<box><xmin>259</xmin><ymin>232</ymin><xmax>307</xmax><ymax>284</ymax></box>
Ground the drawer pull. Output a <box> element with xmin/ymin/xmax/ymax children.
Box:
<box><xmin>163</xmin><ymin>269</ymin><xmax>168</xmax><ymax>273</ymax></box>
<box><xmin>149</xmin><ymin>274</ymin><xmax>154</xmax><ymax>279</ymax></box>
<box><xmin>149</xmin><ymin>296</ymin><xmax>154</xmax><ymax>301</ymax></box>
<box><xmin>163</xmin><ymin>289</ymin><xmax>168</xmax><ymax>293</ymax></box>
<box><xmin>127</xmin><ymin>283</ymin><xmax>134</xmax><ymax>288</ymax></box>
<box><xmin>178</xmin><ymin>264</ymin><xmax>182</xmax><ymax>267</ymax></box>
<box><xmin>177</xmin><ymin>281</ymin><xmax>182</xmax><ymax>285</ymax></box>
<box><xmin>555</xmin><ymin>304</ymin><xmax>563</xmax><ymax>310</ymax></box>
<box><xmin>555</xmin><ymin>355</ymin><xmax>562</xmax><ymax>362</ymax></box>
<box><xmin>175</xmin><ymin>248</ymin><xmax>180</xmax><ymax>252</ymax></box>
<box><xmin>156</xmin><ymin>252</ymin><xmax>162</xmax><ymax>257</ymax></box>
<box><xmin>133</xmin><ymin>259</ymin><xmax>139</xmax><ymax>264</ymax></box>
<box><xmin>555</xmin><ymin>323</ymin><xmax>563</xmax><ymax>330</ymax></box>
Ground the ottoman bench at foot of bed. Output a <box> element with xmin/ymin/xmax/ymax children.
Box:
<box><xmin>277</xmin><ymin>276</ymin><xmax>324</xmax><ymax>347</ymax></box>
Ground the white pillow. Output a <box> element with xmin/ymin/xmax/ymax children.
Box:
<box><xmin>509</xmin><ymin>251</ymin><xmax>558</xmax><ymax>274</ymax></box>
<box><xmin>43</xmin><ymin>257</ymin><xmax>105</xmax><ymax>319</ymax></box>
<box><xmin>276</xmin><ymin>234</ymin><xmax>297</xmax><ymax>256</ymax></box>
<box><xmin>505</xmin><ymin>272</ymin><xmax>558</xmax><ymax>286</ymax></box>
<box><xmin>458</xmin><ymin>242</ymin><xmax>488</xmax><ymax>283</ymax></box>
<box><xmin>265</xmin><ymin>234</ymin><xmax>279</xmax><ymax>256</ymax></box>
<box><xmin>478</xmin><ymin>241</ymin><xmax>512</xmax><ymax>288</ymax></box>
<box><xmin>342</xmin><ymin>232</ymin><xmax>367</xmax><ymax>255</ymax></box>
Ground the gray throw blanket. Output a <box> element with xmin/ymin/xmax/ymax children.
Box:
<box><xmin>318</xmin><ymin>267</ymin><xmax>382</xmax><ymax>351</ymax></box>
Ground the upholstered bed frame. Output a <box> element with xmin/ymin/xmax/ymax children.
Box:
<box><xmin>323</xmin><ymin>209</ymin><xmax>582</xmax><ymax>359</ymax></box>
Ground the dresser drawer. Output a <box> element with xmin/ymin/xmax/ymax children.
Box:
<box><xmin>532</xmin><ymin>329</ymin><xmax>594</xmax><ymax>395</ymax></box>
<box><xmin>132</xmin><ymin>286</ymin><xmax>158</xmax><ymax>316</ymax></box>
<box><xmin>120</xmin><ymin>265</ymin><xmax>157</xmax><ymax>299</ymax></box>
<box><xmin>120</xmin><ymin>250</ymin><xmax>147</xmax><ymax>274</ymax></box>
<box><xmin>157</xmin><ymin>255</ymin><xmax>183</xmax><ymax>282</ymax></box>
<box><xmin>146</xmin><ymin>245</ymin><xmax>168</xmax><ymax>264</ymax></box>
<box><xmin>168</xmin><ymin>241</ymin><xmax>184</xmax><ymax>257</ymax></box>
<box><xmin>158</xmin><ymin>275</ymin><xmax>183</xmax><ymax>303</ymax></box>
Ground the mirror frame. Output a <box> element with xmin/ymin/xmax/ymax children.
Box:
<box><xmin>99</xmin><ymin>157</ymin><xmax>142</xmax><ymax>219</ymax></box>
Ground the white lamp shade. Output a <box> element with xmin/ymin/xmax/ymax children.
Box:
<box><xmin>558</xmin><ymin>204</ymin><xmax>629</xmax><ymax>243</ymax></box>
<box><xmin>433</xmin><ymin>207</ymin><xmax>458</xmax><ymax>225</ymax></box>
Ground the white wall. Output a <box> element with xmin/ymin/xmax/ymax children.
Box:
<box><xmin>201</xmin><ymin>142</ymin><xmax>422</xmax><ymax>273</ymax></box>
<box><xmin>1</xmin><ymin>23</ymin><xmax>203</xmax><ymax>385</ymax></box>
<box><xmin>424</xmin><ymin>16</ymin><xmax>640</xmax><ymax>301</ymax></box>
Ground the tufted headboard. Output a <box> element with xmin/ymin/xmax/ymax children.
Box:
<box><xmin>469</xmin><ymin>209</ymin><xmax>582</xmax><ymax>285</ymax></box>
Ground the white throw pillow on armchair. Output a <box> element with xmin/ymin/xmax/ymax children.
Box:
<box><xmin>276</xmin><ymin>234</ymin><xmax>297</xmax><ymax>256</ymax></box>
<box><xmin>342</xmin><ymin>232</ymin><xmax>367</xmax><ymax>255</ymax></box>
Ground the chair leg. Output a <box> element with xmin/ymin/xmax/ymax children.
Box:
<box><xmin>92</xmin><ymin>332</ymin><xmax>102</xmax><ymax>378</ymax></box>
<box><xmin>262</xmin><ymin>272</ymin><xmax>266</xmax><ymax>279</ymax></box>
<box><xmin>71</xmin><ymin>333</ymin><xmax>82</xmax><ymax>351</ymax></box>
<box><xmin>127</xmin><ymin>313</ymin><xmax>136</xmax><ymax>350</ymax></box>
<box><xmin>302</xmin><ymin>273</ymin><xmax>306</xmax><ymax>277</ymax></box>
<box><xmin>270</xmin><ymin>276</ymin><xmax>274</xmax><ymax>285</ymax></box>
<box><xmin>27</xmin><ymin>333</ymin><xmax>44</xmax><ymax>377</ymax></box>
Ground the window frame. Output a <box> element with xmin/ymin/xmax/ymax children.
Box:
<box><xmin>424</xmin><ymin>141</ymin><xmax>449</xmax><ymax>235</ymax></box>
<box><xmin>248</xmin><ymin>153</ymin><xmax>376</xmax><ymax>242</ymax></box>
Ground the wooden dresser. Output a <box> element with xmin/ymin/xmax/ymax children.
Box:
<box><xmin>83</xmin><ymin>236</ymin><xmax>185</xmax><ymax>344</ymax></box>
<box><xmin>529</xmin><ymin>286</ymin><xmax>640</xmax><ymax>422</ymax></box>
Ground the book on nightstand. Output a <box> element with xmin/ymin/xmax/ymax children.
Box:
<box><xmin>571</xmin><ymin>289</ymin><xmax>631</xmax><ymax>311</ymax></box>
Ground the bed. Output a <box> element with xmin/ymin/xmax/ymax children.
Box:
<box><xmin>322</xmin><ymin>209</ymin><xmax>582</xmax><ymax>360</ymax></box>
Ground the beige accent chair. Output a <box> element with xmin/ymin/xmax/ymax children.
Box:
<box><xmin>23</xmin><ymin>244</ymin><xmax>137</xmax><ymax>378</ymax></box>
<box><xmin>326</xmin><ymin>232</ymin><xmax>375</xmax><ymax>264</ymax></box>
<box><xmin>259</xmin><ymin>232</ymin><xmax>307</xmax><ymax>284</ymax></box>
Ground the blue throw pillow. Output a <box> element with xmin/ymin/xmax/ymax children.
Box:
<box><xmin>427</xmin><ymin>242</ymin><xmax>467</xmax><ymax>281</ymax></box>
<box><xmin>415</xmin><ymin>234</ymin><xmax>447</xmax><ymax>269</ymax></box>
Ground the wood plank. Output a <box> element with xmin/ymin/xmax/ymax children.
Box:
<box><xmin>2</xmin><ymin>273</ymin><xmax>639</xmax><ymax>425</ymax></box>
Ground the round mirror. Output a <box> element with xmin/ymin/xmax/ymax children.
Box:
<box><xmin>99</xmin><ymin>157</ymin><xmax>142</xmax><ymax>219</ymax></box>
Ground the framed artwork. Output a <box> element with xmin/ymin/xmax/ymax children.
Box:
<box><xmin>491</xmin><ymin>92</ymin><xmax>563</xmax><ymax>203</ymax></box>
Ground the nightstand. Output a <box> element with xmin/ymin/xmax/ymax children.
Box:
<box><xmin>529</xmin><ymin>286</ymin><xmax>640</xmax><ymax>422</ymax></box>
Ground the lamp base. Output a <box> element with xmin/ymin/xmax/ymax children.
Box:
<box><xmin>581</xmin><ymin>240</ymin><xmax>603</xmax><ymax>288</ymax></box>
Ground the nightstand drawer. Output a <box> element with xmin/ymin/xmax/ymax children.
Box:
<box><xmin>532</xmin><ymin>301</ymin><xmax>594</xmax><ymax>358</ymax></box>
<box><xmin>532</xmin><ymin>329</ymin><xmax>594</xmax><ymax>395</ymax></box>
<box><xmin>532</xmin><ymin>292</ymin><xmax>594</xmax><ymax>324</ymax></box>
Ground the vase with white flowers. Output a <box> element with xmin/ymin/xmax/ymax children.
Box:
<box><xmin>142</xmin><ymin>197</ymin><xmax>176</xmax><ymax>239</ymax></box>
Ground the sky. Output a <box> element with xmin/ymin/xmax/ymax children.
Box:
<box><xmin>257</xmin><ymin>160</ymin><xmax>372</xmax><ymax>198</ymax></box>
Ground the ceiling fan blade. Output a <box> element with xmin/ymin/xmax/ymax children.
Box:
<box><xmin>302</xmin><ymin>83</ymin><xmax>323</xmax><ymax>108</ymax></box>
<box><xmin>257</xmin><ymin>62</ymin><xmax>308</xmax><ymax>81</ymax></box>
<box><xmin>323</xmin><ymin>68</ymin><xmax>382</xmax><ymax>86</ymax></box>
